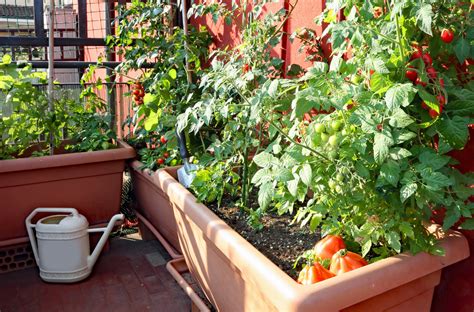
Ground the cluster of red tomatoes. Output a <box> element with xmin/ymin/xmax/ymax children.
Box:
<box><xmin>242</xmin><ymin>64</ymin><xmax>251</xmax><ymax>74</ymax></box>
<box><xmin>297</xmin><ymin>235</ymin><xmax>367</xmax><ymax>285</ymax></box>
<box><xmin>405</xmin><ymin>48</ymin><xmax>446</xmax><ymax>119</ymax></box>
<box><xmin>132</xmin><ymin>82</ymin><xmax>145</xmax><ymax>105</ymax></box>
<box><xmin>155</xmin><ymin>135</ymin><xmax>169</xmax><ymax>166</ymax></box>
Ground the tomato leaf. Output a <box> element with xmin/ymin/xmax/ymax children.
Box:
<box><xmin>299</xmin><ymin>164</ymin><xmax>313</xmax><ymax>186</ymax></box>
<box><xmin>386</xmin><ymin>231</ymin><xmax>401</xmax><ymax>253</ymax></box>
<box><xmin>380</xmin><ymin>160</ymin><xmax>400</xmax><ymax>187</ymax></box>
<box><xmin>459</xmin><ymin>219</ymin><xmax>474</xmax><ymax>230</ymax></box>
<box><xmin>437</xmin><ymin>116</ymin><xmax>470</xmax><ymax>149</ymax></box>
<box><xmin>253</xmin><ymin>152</ymin><xmax>279</xmax><ymax>168</ymax></box>
<box><xmin>419</xmin><ymin>150</ymin><xmax>450</xmax><ymax>170</ymax></box>
<box><xmin>399</xmin><ymin>222</ymin><xmax>415</xmax><ymax>239</ymax></box>
<box><xmin>390</xmin><ymin>147</ymin><xmax>412</xmax><ymax>160</ymax></box>
<box><xmin>445</xmin><ymin>100</ymin><xmax>474</xmax><ymax>116</ymax></box>
<box><xmin>414</xmin><ymin>3</ymin><xmax>433</xmax><ymax>36</ymax></box>
<box><xmin>454</xmin><ymin>37</ymin><xmax>470</xmax><ymax>63</ymax></box>
<box><xmin>389</xmin><ymin>108</ymin><xmax>415</xmax><ymax>128</ymax></box>
<box><xmin>258</xmin><ymin>182</ymin><xmax>273</xmax><ymax>210</ymax></box>
<box><xmin>385</xmin><ymin>83</ymin><xmax>416</xmax><ymax>110</ymax></box>
<box><xmin>400</xmin><ymin>182</ymin><xmax>417</xmax><ymax>203</ymax></box>
<box><xmin>361</xmin><ymin>239</ymin><xmax>372</xmax><ymax>258</ymax></box>
<box><xmin>374</xmin><ymin>130</ymin><xmax>394</xmax><ymax>164</ymax></box>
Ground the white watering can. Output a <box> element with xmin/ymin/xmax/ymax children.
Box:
<box><xmin>25</xmin><ymin>208</ymin><xmax>124</xmax><ymax>283</ymax></box>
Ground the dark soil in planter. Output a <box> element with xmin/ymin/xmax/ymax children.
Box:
<box><xmin>209</xmin><ymin>196</ymin><xmax>319</xmax><ymax>279</ymax></box>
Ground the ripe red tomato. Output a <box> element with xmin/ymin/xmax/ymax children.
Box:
<box><xmin>242</xmin><ymin>64</ymin><xmax>250</xmax><ymax>73</ymax></box>
<box><xmin>440</xmin><ymin>29</ymin><xmax>454</xmax><ymax>44</ymax></box>
<box><xmin>137</xmin><ymin>99</ymin><xmax>143</xmax><ymax>105</ymax></box>
<box><xmin>303</xmin><ymin>113</ymin><xmax>312</xmax><ymax>122</ymax></box>
<box><xmin>415</xmin><ymin>77</ymin><xmax>427</xmax><ymax>87</ymax></box>
<box><xmin>410</xmin><ymin>50</ymin><xmax>423</xmax><ymax>61</ymax></box>
<box><xmin>314</xmin><ymin>235</ymin><xmax>346</xmax><ymax>260</ymax></box>
<box><xmin>405</xmin><ymin>68</ymin><xmax>418</xmax><ymax>82</ymax></box>
<box><xmin>138</xmin><ymin>89</ymin><xmax>145</xmax><ymax>97</ymax></box>
<box><xmin>426</xmin><ymin>67</ymin><xmax>437</xmax><ymax>80</ymax></box>
<box><xmin>163</xmin><ymin>152</ymin><xmax>170</xmax><ymax>158</ymax></box>
<box><xmin>422</xmin><ymin>53</ymin><xmax>433</xmax><ymax>66</ymax></box>
<box><xmin>429</xmin><ymin>109</ymin><xmax>439</xmax><ymax>118</ymax></box>
<box><xmin>439</xmin><ymin>78</ymin><xmax>445</xmax><ymax>88</ymax></box>
<box><xmin>373</xmin><ymin>7</ymin><xmax>383</xmax><ymax>18</ymax></box>
<box><xmin>421</xmin><ymin>101</ymin><xmax>429</xmax><ymax>110</ymax></box>
<box><xmin>133</xmin><ymin>89</ymin><xmax>141</xmax><ymax>96</ymax></box>
<box><xmin>160</xmin><ymin>136</ymin><xmax>167</xmax><ymax>144</ymax></box>
<box><xmin>157</xmin><ymin>158</ymin><xmax>164</xmax><ymax>165</ymax></box>
<box><xmin>297</xmin><ymin>262</ymin><xmax>335</xmax><ymax>285</ymax></box>
<box><xmin>437</xmin><ymin>94</ymin><xmax>446</xmax><ymax>107</ymax></box>
<box><xmin>376</xmin><ymin>124</ymin><xmax>383</xmax><ymax>131</ymax></box>
<box><xmin>329</xmin><ymin>249</ymin><xmax>368</xmax><ymax>275</ymax></box>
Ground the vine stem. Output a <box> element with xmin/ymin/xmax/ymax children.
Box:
<box><xmin>227</xmin><ymin>78</ymin><xmax>332</xmax><ymax>163</ymax></box>
<box><xmin>262</xmin><ymin>117</ymin><xmax>332</xmax><ymax>163</ymax></box>
<box><xmin>395</xmin><ymin>13</ymin><xmax>406</xmax><ymax>61</ymax></box>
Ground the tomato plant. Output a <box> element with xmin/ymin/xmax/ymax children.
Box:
<box><xmin>0</xmin><ymin>56</ymin><xmax>116</xmax><ymax>159</ymax></box>
<box><xmin>104</xmin><ymin>0</ymin><xmax>212</xmax><ymax>170</ymax></box>
<box><xmin>251</xmin><ymin>0</ymin><xmax>474</xmax><ymax>258</ymax></box>
<box><xmin>178</xmin><ymin>0</ymin><xmax>291</xmax><ymax>217</ymax></box>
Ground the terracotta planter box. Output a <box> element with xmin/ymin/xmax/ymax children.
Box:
<box><xmin>128</xmin><ymin>161</ymin><xmax>182</xmax><ymax>253</ymax></box>
<box><xmin>157</xmin><ymin>167</ymin><xmax>470</xmax><ymax>311</ymax></box>
<box><xmin>0</xmin><ymin>140</ymin><xmax>135</xmax><ymax>247</ymax></box>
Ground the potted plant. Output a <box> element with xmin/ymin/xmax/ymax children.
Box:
<box><xmin>165</xmin><ymin>0</ymin><xmax>472</xmax><ymax>310</ymax></box>
<box><xmin>0</xmin><ymin>56</ymin><xmax>135</xmax><ymax>247</ymax></box>
<box><xmin>104</xmin><ymin>0</ymin><xmax>212</xmax><ymax>253</ymax></box>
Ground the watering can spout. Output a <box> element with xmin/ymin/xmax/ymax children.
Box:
<box><xmin>87</xmin><ymin>214</ymin><xmax>124</xmax><ymax>269</ymax></box>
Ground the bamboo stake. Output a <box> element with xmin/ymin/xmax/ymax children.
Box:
<box><xmin>47</xmin><ymin>0</ymin><xmax>55</xmax><ymax>155</ymax></box>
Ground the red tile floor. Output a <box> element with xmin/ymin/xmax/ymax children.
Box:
<box><xmin>0</xmin><ymin>234</ymin><xmax>195</xmax><ymax>312</ymax></box>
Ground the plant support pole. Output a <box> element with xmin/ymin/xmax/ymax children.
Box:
<box><xmin>47</xmin><ymin>0</ymin><xmax>55</xmax><ymax>155</ymax></box>
<box><xmin>180</xmin><ymin>0</ymin><xmax>192</xmax><ymax>84</ymax></box>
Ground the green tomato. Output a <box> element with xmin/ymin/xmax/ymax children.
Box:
<box><xmin>320</xmin><ymin>133</ymin><xmax>329</xmax><ymax>143</ymax></box>
<box><xmin>336</xmin><ymin>173</ymin><xmax>344</xmax><ymax>182</ymax></box>
<box><xmin>341</xmin><ymin>128</ymin><xmax>349</xmax><ymax>136</ymax></box>
<box><xmin>351</xmin><ymin>75</ymin><xmax>362</xmax><ymax>84</ymax></box>
<box><xmin>314</xmin><ymin>123</ymin><xmax>325</xmax><ymax>134</ymax></box>
<box><xmin>328</xmin><ymin>150</ymin><xmax>338</xmax><ymax>160</ymax></box>
<box><xmin>328</xmin><ymin>179</ymin><xmax>337</xmax><ymax>190</ymax></box>
<box><xmin>328</xmin><ymin>134</ymin><xmax>340</xmax><ymax>147</ymax></box>
<box><xmin>312</xmin><ymin>133</ymin><xmax>321</xmax><ymax>146</ymax></box>
<box><xmin>335</xmin><ymin>185</ymin><xmax>343</xmax><ymax>193</ymax></box>
<box><xmin>331</xmin><ymin>120</ymin><xmax>343</xmax><ymax>131</ymax></box>
<box><xmin>170</xmin><ymin>159</ymin><xmax>178</xmax><ymax>166</ymax></box>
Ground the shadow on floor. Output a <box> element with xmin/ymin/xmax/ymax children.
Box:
<box><xmin>0</xmin><ymin>234</ymin><xmax>191</xmax><ymax>312</ymax></box>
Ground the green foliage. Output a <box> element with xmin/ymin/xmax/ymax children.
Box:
<box><xmin>105</xmin><ymin>0</ymin><xmax>212</xmax><ymax>169</ymax></box>
<box><xmin>0</xmin><ymin>57</ymin><xmax>115</xmax><ymax>159</ymax></box>
<box><xmin>178</xmin><ymin>1</ymin><xmax>290</xmax><ymax>219</ymax></box>
<box><xmin>248</xmin><ymin>0</ymin><xmax>473</xmax><ymax>257</ymax></box>
<box><xmin>178</xmin><ymin>0</ymin><xmax>473</xmax><ymax>258</ymax></box>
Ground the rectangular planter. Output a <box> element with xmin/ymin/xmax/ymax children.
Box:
<box><xmin>129</xmin><ymin>161</ymin><xmax>182</xmax><ymax>254</ymax></box>
<box><xmin>157</xmin><ymin>167</ymin><xmax>470</xmax><ymax>312</ymax></box>
<box><xmin>0</xmin><ymin>140</ymin><xmax>135</xmax><ymax>247</ymax></box>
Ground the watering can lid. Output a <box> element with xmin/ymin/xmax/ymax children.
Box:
<box><xmin>36</xmin><ymin>213</ymin><xmax>89</xmax><ymax>233</ymax></box>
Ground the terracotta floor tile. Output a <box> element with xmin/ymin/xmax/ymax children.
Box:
<box><xmin>142</xmin><ymin>274</ymin><xmax>167</xmax><ymax>294</ymax></box>
<box><xmin>0</xmin><ymin>235</ymin><xmax>193</xmax><ymax>312</ymax></box>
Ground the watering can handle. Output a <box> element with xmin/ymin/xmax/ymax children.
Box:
<box><xmin>25</xmin><ymin>207</ymin><xmax>79</xmax><ymax>266</ymax></box>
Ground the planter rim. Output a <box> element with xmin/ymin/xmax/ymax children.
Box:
<box><xmin>159</xmin><ymin>166</ymin><xmax>470</xmax><ymax>311</ymax></box>
<box><xmin>0</xmin><ymin>139</ymin><xmax>135</xmax><ymax>174</ymax></box>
